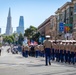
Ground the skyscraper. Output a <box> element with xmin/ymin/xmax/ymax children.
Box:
<box><xmin>0</xmin><ymin>28</ymin><xmax>1</xmax><ymax>34</ymax></box>
<box><xmin>6</xmin><ymin>8</ymin><xmax>13</xmax><ymax>35</ymax></box>
<box><xmin>17</xmin><ymin>16</ymin><xmax>24</xmax><ymax>34</ymax></box>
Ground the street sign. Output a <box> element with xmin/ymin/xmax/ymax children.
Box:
<box><xmin>64</xmin><ymin>24</ymin><xmax>72</xmax><ymax>32</ymax></box>
<box><xmin>59</xmin><ymin>22</ymin><xmax>64</xmax><ymax>32</ymax></box>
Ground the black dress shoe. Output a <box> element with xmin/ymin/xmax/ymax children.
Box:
<box><xmin>49</xmin><ymin>62</ymin><xmax>51</xmax><ymax>65</ymax></box>
<box><xmin>45</xmin><ymin>64</ymin><xmax>48</xmax><ymax>66</ymax></box>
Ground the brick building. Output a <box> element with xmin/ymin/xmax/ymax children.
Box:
<box><xmin>38</xmin><ymin>15</ymin><xmax>57</xmax><ymax>40</ymax></box>
<box><xmin>72</xmin><ymin>0</ymin><xmax>76</xmax><ymax>39</ymax></box>
<box><xmin>55</xmin><ymin>1</ymin><xmax>74</xmax><ymax>40</ymax></box>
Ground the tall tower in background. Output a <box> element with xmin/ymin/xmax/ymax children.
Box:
<box><xmin>17</xmin><ymin>16</ymin><xmax>24</xmax><ymax>35</ymax></box>
<box><xmin>6</xmin><ymin>8</ymin><xmax>13</xmax><ymax>35</ymax></box>
<box><xmin>0</xmin><ymin>28</ymin><xmax>1</xmax><ymax>34</ymax></box>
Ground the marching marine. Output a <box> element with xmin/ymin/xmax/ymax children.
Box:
<box><xmin>43</xmin><ymin>35</ymin><xmax>52</xmax><ymax>66</ymax></box>
<box><xmin>34</xmin><ymin>45</ymin><xmax>40</xmax><ymax>58</ymax></box>
<box><xmin>24</xmin><ymin>45</ymin><xmax>29</xmax><ymax>57</ymax></box>
<box><xmin>39</xmin><ymin>44</ymin><xmax>44</xmax><ymax>57</ymax></box>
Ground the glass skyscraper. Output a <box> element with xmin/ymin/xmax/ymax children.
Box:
<box><xmin>17</xmin><ymin>16</ymin><xmax>24</xmax><ymax>34</ymax></box>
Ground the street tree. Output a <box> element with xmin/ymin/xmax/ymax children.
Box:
<box><xmin>24</xmin><ymin>25</ymin><xmax>37</xmax><ymax>39</ymax></box>
<box><xmin>18</xmin><ymin>33</ymin><xmax>24</xmax><ymax>45</ymax></box>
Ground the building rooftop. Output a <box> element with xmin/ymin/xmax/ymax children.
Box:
<box><xmin>38</xmin><ymin>15</ymin><xmax>55</xmax><ymax>29</ymax></box>
<box><xmin>55</xmin><ymin>2</ymin><xmax>73</xmax><ymax>14</ymax></box>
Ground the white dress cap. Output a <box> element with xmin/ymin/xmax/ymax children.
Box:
<box><xmin>45</xmin><ymin>35</ymin><xmax>50</xmax><ymax>38</ymax></box>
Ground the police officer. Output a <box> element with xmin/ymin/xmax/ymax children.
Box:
<box><xmin>43</xmin><ymin>35</ymin><xmax>52</xmax><ymax>66</ymax></box>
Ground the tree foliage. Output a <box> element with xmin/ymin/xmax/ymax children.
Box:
<box><xmin>32</xmin><ymin>32</ymin><xmax>40</xmax><ymax>42</ymax></box>
<box><xmin>24</xmin><ymin>25</ymin><xmax>37</xmax><ymax>39</ymax></box>
<box><xmin>18</xmin><ymin>33</ymin><xmax>24</xmax><ymax>45</ymax></box>
<box><xmin>24</xmin><ymin>25</ymin><xmax>41</xmax><ymax>43</ymax></box>
<box><xmin>3</xmin><ymin>36</ymin><xmax>13</xmax><ymax>44</ymax></box>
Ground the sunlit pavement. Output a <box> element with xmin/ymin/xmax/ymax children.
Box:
<box><xmin>0</xmin><ymin>46</ymin><xmax>76</xmax><ymax>75</ymax></box>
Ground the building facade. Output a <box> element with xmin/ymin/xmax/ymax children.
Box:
<box><xmin>72</xmin><ymin>0</ymin><xmax>76</xmax><ymax>39</ymax></box>
<box><xmin>6</xmin><ymin>8</ymin><xmax>13</xmax><ymax>35</ymax></box>
<box><xmin>38</xmin><ymin>15</ymin><xmax>57</xmax><ymax>40</ymax></box>
<box><xmin>17</xmin><ymin>16</ymin><xmax>24</xmax><ymax>35</ymax></box>
<box><xmin>55</xmin><ymin>2</ymin><xmax>74</xmax><ymax>40</ymax></box>
<box><xmin>38</xmin><ymin>0</ymin><xmax>76</xmax><ymax>40</ymax></box>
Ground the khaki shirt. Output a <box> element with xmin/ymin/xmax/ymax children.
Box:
<box><xmin>43</xmin><ymin>40</ymin><xmax>52</xmax><ymax>49</ymax></box>
<box><xmin>72</xmin><ymin>44</ymin><xmax>76</xmax><ymax>52</ymax></box>
<box><xmin>69</xmin><ymin>44</ymin><xmax>72</xmax><ymax>52</ymax></box>
<box><xmin>75</xmin><ymin>45</ymin><xmax>76</xmax><ymax>52</ymax></box>
<box><xmin>63</xmin><ymin>44</ymin><xmax>66</xmax><ymax>50</ymax></box>
<box><xmin>24</xmin><ymin>46</ymin><xmax>29</xmax><ymax>51</ymax></box>
<box><xmin>65</xmin><ymin>44</ymin><xmax>69</xmax><ymax>51</ymax></box>
<box><xmin>22</xmin><ymin>46</ymin><xmax>25</xmax><ymax>52</ymax></box>
<box><xmin>52</xmin><ymin>43</ymin><xmax>54</xmax><ymax>49</ymax></box>
<box><xmin>39</xmin><ymin>45</ymin><xmax>44</xmax><ymax>51</ymax></box>
<box><xmin>54</xmin><ymin>44</ymin><xmax>57</xmax><ymax>50</ymax></box>
<box><xmin>59</xmin><ymin>44</ymin><xmax>62</xmax><ymax>50</ymax></box>
<box><xmin>56</xmin><ymin>44</ymin><xmax>60</xmax><ymax>50</ymax></box>
<box><xmin>35</xmin><ymin>45</ymin><xmax>39</xmax><ymax>51</ymax></box>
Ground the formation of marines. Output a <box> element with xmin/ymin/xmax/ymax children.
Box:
<box><xmin>22</xmin><ymin>44</ymin><xmax>45</xmax><ymax>58</ymax></box>
<box><xmin>22</xmin><ymin>38</ymin><xmax>76</xmax><ymax>66</ymax></box>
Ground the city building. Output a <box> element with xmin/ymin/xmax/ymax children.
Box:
<box><xmin>38</xmin><ymin>15</ymin><xmax>57</xmax><ymax>40</ymax></box>
<box><xmin>72</xmin><ymin>0</ymin><xmax>76</xmax><ymax>39</ymax></box>
<box><xmin>55</xmin><ymin>1</ymin><xmax>74</xmax><ymax>40</ymax></box>
<box><xmin>17</xmin><ymin>16</ymin><xmax>24</xmax><ymax>35</ymax></box>
<box><xmin>38</xmin><ymin>0</ymin><xmax>76</xmax><ymax>40</ymax></box>
<box><xmin>5</xmin><ymin>8</ymin><xmax>13</xmax><ymax>35</ymax></box>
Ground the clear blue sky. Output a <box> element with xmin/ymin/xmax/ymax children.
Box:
<box><xmin>0</xmin><ymin>0</ymin><xmax>70</xmax><ymax>34</ymax></box>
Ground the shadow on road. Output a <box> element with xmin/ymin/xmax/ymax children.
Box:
<box><xmin>0</xmin><ymin>62</ymin><xmax>25</xmax><ymax>66</ymax></box>
<box><xmin>52</xmin><ymin>61</ymin><xmax>76</xmax><ymax>68</ymax></box>
<box><xmin>26</xmin><ymin>64</ymin><xmax>44</xmax><ymax>67</ymax></box>
<box><xmin>16</xmin><ymin>56</ymin><xmax>24</xmax><ymax>59</ymax></box>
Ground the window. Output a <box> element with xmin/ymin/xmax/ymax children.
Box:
<box><xmin>74</xmin><ymin>4</ymin><xmax>76</xmax><ymax>13</ymax></box>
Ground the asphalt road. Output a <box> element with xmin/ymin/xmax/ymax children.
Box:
<box><xmin>0</xmin><ymin>46</ymin><xmax>76</xmax><ymax>75</ymax></box>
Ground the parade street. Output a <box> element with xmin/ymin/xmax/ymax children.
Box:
<box><xmin>0</xmin><ymin>46</ymin><xmax>76</xmax><ymax>75</ymax></box>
